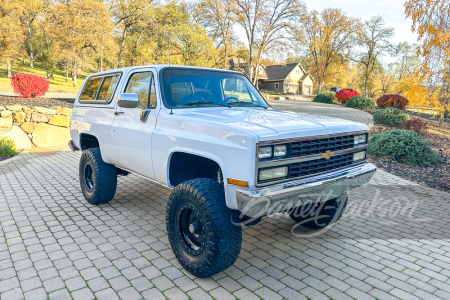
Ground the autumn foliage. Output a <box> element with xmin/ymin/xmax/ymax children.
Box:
<box><xmin>11</xmin><ymin>73</ymin><xmax>50</xmax><ymax>98</ymax></box>
<box><xmin>335</xmin><ymin>89</ymin><xmax>359</xmax><ymax>104</ymax></box>
<box><xmin>398</xmin><ymin>119</ymin><xmax>427</xmax><ymax>136</ymax></box>
<box><xmin>376</xmin><ymin>94</ymin><xmax>409</xmax><ymax>111</ymax></box>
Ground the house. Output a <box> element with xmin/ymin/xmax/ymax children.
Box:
<box><xmin>260</xmin><ymin>63</ymin><xmax>314</xmax><ymax>95</ymax></box>
<box><xmin>228</xmin><ymin>59</ymin><xmax>314</xmax><ymax>95</ymax></box>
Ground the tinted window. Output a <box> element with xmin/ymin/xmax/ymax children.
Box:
<box><xmin>80</xmin><ymin>77</ymin><xmax>103</xmax><ymax>100</ymax></box>
<box><xmin>125</xmin><ymin>72</ymin><xmax>156</xmax><ymax>109</ymax></box>
<box><xmin>97</xmin><ymin>76</ymin><xmax>120</xmax><ymax>101</ymax></box>
<box><xmin>160</xmin><ymin>69</ymin><xmax>268</xmax><ymax>108</ymax></box>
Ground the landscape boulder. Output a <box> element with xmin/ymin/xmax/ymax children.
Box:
<box><xmin>0</xmin><ymin>117</ymin><xmax>13</xmax><ymax>128</ymax></box>
<box><xmin>32</xmin><ymin>112</ymin><xmax>49</xmax><ymax>123</ymax></box>
<box><xmin>34</xmin><ymin>106</ymin><xmax>56</xmax><ymax>115</ymax></box>
<box><xmin>32</xmin><ymin>123</ymin><xmax>71</xmax><ymax>147</ymax></box>
<box><xmin>56</xmin><ymin>107</ymin><xmax>73</xmax><ymax>117</ymax></box>
<box><xmin>49</xmin><ymin>115</ymin><xmax>70</xmax><ymax>127</ymax></box>
<box><xmin>0</xmin><ymin>125</ymin><xmax>32</xmax><ymax>149</ymax></box>
<box><xmin>6</xmin><ymin>105</ymin><xmax>22</xmax><ymax>111</ymax></box>
<box><xmin>20</xmin><ymin>122</ymin><xmax>34</xmax><ymax>134</ymax></box>
<box><xmin>23</xmin><ymin>106</ymin><xmax>33</xmax><ymax>114</ymax></box>
<box><xmin>14</xmin><ymin>111</ymin><xmax>26</xmax><ymax>123</ymax></box>
<box><xmin>1</xmin><ymin>110</ymin><xmax>12</xmax><ymax>118</ymax></box>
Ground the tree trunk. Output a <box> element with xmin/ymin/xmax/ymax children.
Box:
<box><xmin>73</xmin><ymin>70</ymin><xmax>78</xmax><ymax>87</ymax></box>
<box><xmin>65</xmin><ymin>64</ymin><xmax>69</xmax><ymax>82</ymax></box>
<box><xmin>29</xmin><ymin>52</ymin><xmax>34</xmax><ymax>68</ymax></box>
<box><xmin>130</xmin><ymin>29</ymin><xmax>144</xmax><ymax>66</ymax></box>
<box><xmin>365</xmin><ymin>80</ymin><xmax>368</xmax><ymax>96</ymax></box>
<box><xmin>22</xmin><ymin>58</ymin><xmax>26</xmax><ymax>66</ymax></box>
<box><xmin>318</xmin><ymin>79</ymin><xmax>323</xmax><ymax>94</ymax></box>
<box><xmin>6</xmin><ymin>57</ymin><xmax>12</xmax><ymax>79</ymax></box>
<box><xmin>117</xmin><ymin>28</ymin><xmax>127</xmax><ymax>68</ymax></box>
<box><xmin>248</xmin><ymin>45</ymin><xmax>253</xmax><ymax>84</ymax></box>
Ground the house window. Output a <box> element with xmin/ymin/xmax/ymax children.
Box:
<box><xmin>259</xmin><ymin>66</ymin><xmax>263</xmax><ymax>75</ymax></box>
<box><xmin>295</xmin><ymin>69</ymin><xmax>300</xmax><ymax>75</ymax></box>
<box><xmin>275</xmin><ymin>83</ymin><xmax>279</xmax><ymax>90</ymax></box>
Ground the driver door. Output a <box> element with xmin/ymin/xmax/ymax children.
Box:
<box><xmin>111</xmin><ymin>69</ymin><xmax>159</xmax><ymax>179</ymax></box>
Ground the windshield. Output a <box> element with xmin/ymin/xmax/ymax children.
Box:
<box><xmin>160</xmin><ymin>68</ymin><xmax>269</xmax><ymax>109</ymax></box>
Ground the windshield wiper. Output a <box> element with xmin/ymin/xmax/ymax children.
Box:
<box><xmin>182</xmin><ymin>101</ymin><xmax>231</xmax><ymax>107</ymax></box>
<box><xmin>228</xmin><ymin>101</ymin><xmax>268</xmax><ymax>109</ymax></box>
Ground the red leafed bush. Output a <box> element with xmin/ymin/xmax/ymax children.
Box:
<box><xmin>11</xmin><ymin>73</ymin><xmax>50</xmax><ymax>98</ymax></box>
<box><xmin>376</xmin><ymin>94</ymin><xmax>409</xmax><ymax>111</ymax></box>
<box><xmin>398</xmin><ymin>119</ymin><xmax>427</xmax><ymax>135</ymax></box>
<box><xmin>335</xmin><ymin>89</ymin><xmax>360</xmax><ymax>104</ymax></box>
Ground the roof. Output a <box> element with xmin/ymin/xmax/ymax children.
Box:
<box><xmin>228</xmin><ymin>59</ymin><xmax>268</xmax><ymax>79</ymax></box>
<box><xmin>299</xmin><ymin>73</ymin><xmax>315</xmax><ymax>82</ymax></box>
<box><xmin>85</xmin><ymin>65</ymin><xmax>242</xmax><ymax>79</ymax></box>
<box><xmin>264</xmin><ymin>63</ymin><xmax>299</xmax><ymax>80</ymax></box>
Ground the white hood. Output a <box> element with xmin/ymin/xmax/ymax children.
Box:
<box><xmin>172</xmin><ymin>108</ymin><xmax>368</xmax><ymax>141</ymax></box>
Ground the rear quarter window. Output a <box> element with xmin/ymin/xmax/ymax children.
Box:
<box><xmin>79</xmin><ymin>74</ymin><xmax>121</xmax><ymax>103</ymax></box>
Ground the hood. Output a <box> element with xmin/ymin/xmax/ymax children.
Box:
<box><xmin>172</xmin><ymin>108</ymin><xmax>368</xmax><ymax>141</ymax></box>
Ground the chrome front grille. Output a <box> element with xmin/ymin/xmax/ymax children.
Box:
<box><xmin>290</xmin><ymin>134</ymin><xmax>356</xmax><ymax>157</ymax></box>
<box><xmin>289</xmin><ymin>152</ymin><xmax>355</xmax><ymax>179</ymax></box>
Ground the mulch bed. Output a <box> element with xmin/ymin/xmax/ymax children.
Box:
<box><xmin>367</xmin><ymin>114</ymin><xmax>450</xmax><ymax>193</ymax></box>
<box><xmin>0</xmin><ymin>96</ymin><xmax>74</xmax><ymax>108</ymax></box>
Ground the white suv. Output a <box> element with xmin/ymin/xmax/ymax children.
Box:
<box><xmin>70</xmin><ymin>65</ymin><xmax>376</xmax><ymax>277</ymax></box>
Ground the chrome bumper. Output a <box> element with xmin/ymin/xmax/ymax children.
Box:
<box><xmin>236</xmin><ymin>163</ymin><xmax>376</xmax><ymax>218</ymax></box>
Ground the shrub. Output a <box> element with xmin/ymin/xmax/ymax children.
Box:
<box><xmin>398</xmin><ymin>119</ymin><xmax>427</xmax><ymax>135</ymax></box>
<box><xmin>0</xmin><ymin>137</ymin><xmax>18</xmax><ymax>157</ymax></box>
<box><xmin>368</xmin><ymin>130</ymin><xmax>442</xmax><ymax>166</ymax></box>
<box><xmin>376</xmin><ymin>94</ymin><xmax>409</xmax><ymax>110</ymax></box>
<box><xmin>373</xmin><ymin>107</ymin><xmax>410</xmax><ymax>127</ymax></box>
<box><xmin>313</xmin><ymin>91</ymin><xmax>338</xmax><ymax>104</ymax></box>
<box><xmin>11</xmin><ymin>73</ymin><xmax>50</xmax><ymax>98</ymax></box>
<box><xmin>345</xmin><ymin>96</ymin><xmax>376</xmax><ymax>110</ymax></box>
<box><xmin>335</xmin><ymin>89</ymin><xmax>360</xmax><ymax>104</ymax></box>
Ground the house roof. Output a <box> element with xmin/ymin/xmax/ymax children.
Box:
<box><xmin>228</xmin><ymin>58</ymin><xmax>268</xmax><ymax>79</ymax></box>
<box><xmin>299</xmin><ymin>73</ymin><xmax>315</xmax><ymax>82</ymax></box>
<box><xmin>264</xmin><ymin>63</ymin><xmax>299</xmax><ymax>80</ymax></box>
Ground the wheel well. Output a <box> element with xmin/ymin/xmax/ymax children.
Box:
<box><xmin>79</xmin><ymin>134</ymin><xmax>99</xmax><ymax>150</ymax></box>
<box><xmin>169</xmin><ymin>152</ymin><xmax>223</xmax><ymax>187</ymax></box>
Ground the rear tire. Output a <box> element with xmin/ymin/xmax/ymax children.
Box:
<box><xmin>79</xmin><ymin>148</ymin><xmax>117</xmax><ymax>205</ymax></box>
<box><xmin>289</xmin><ymin>194</ymin><xmax>348</xmax><ymax>229</ymax></box>
<box><xmin>166</xmin><ymin>178</ymin><xmax>242</xmax><ymax>278</ymax></box>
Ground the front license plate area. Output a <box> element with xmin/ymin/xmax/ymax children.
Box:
<box><xmin>321</xmin><ymin>181</ymin><xmax>343</xmax><ymax>202</ymax></box>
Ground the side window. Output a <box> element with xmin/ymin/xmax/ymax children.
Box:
<box><xmin>80</xmin><ymin>74</ymin><xmax>120</xmax><ymax>102</ymax></box>
<box><xmin>98</xmin><ymin>76</ymin><xmax>120</xmax><ymax>101</ymax></box>
<box><xmin>80</xmin><ymin>77</ymin><xmax>103</xmax><ymax>100</ymax></box>
<box><xmin>125</xmin><ymin>72</ymin><xmax>157</xmax><ymax>109</ymax></box>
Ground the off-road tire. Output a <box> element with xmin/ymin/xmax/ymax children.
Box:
<box><xmin>289</xmin><ymin>194</ymin><xmax>348</xmax><ymax>229</ymax></box>
<box><xmin>79</xmin><ymin>148</ymin><xmax>117</xmax><ymax>205</ymax></box>
<box><xmin>166</xmin><ymin>178</ymin><xmax>242</xmax><ymax>278</ymax></box>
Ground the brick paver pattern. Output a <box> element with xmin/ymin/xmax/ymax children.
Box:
<box><xmin>1</xmin><ymin>147</ymin><xmax>450</xmax><ymax>300</ymax></box>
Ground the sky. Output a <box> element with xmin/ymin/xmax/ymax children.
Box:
<box><xmin>231</xmin><ymin>0</ymin><xmax>419</xmax><ymax>63</ymax></box>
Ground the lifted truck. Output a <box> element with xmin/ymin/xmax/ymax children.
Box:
<box><xmin>70</xmin><ymin>65</ymin><xmax>376</xmax><ymax>278</ymax></box>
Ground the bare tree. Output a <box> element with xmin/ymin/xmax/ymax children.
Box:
<box><xmin>353</xmin><ymin>16</ymin><xmax>394</xmax><ymax>96</ymax></box>
<box><xmin>292</xmin><ymin>8</ymin><xmax>361</xmax><ymax>93</ymax></box>
<box><xmin>235</xmin><ymin>0</ymin><xmax>304</xmax><ymax>84</ymax></box>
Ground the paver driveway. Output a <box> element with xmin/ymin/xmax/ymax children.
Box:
<box><xmin>1</xmin><ymin>147</ymin><xmax>450</xmax><ymax>300</ymax></box>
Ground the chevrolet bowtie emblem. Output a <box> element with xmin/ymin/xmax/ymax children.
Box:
<box><xmin>322</xmin><ymin>151</ymin><xmax>334</xmax><ymax>159</ymax></box>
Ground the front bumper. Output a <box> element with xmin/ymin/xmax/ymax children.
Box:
<box><xmin>236</xmin><ymin>163</ymin><xmax>376</xmax><ymax>218</ymax></box>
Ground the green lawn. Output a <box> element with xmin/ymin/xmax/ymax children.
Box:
<box><xmin>0</xmin><ymin>58</ymin><xmax>94</xmax><ymax>94</ymax></box>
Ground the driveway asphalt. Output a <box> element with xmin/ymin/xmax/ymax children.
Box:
<box><xmin>1</xmin><ymin>146</ymin><xmax>450</xmax><ymax>300</ymax></box>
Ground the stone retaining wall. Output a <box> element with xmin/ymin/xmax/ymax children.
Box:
<box><xmin>0</xmin><ymin>105</ymin><xmax>72</xmax><ymax>149</ymax></box>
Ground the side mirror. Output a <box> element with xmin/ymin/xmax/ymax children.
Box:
<box><xmin>117</xmin><ymin>93</ymin><xmax>139</xmax><ymax>108</ymax></box>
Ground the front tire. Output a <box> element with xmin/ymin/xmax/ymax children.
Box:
<box><xmin>289</xmin><ymin>194</ymin><xmax>348</xmax><ymax>229</ymax></box>
<box><xmin>79</xmin><ymin>148</ymin><xmax>117</xmax><ymax>205</ymax></box>
<box><xmin>166</xmin><ymin>178</ymin><xmax>242</xmax><ymax>278</ymax></box>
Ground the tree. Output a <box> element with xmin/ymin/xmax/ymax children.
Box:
<box><xmin>394</xmin><ymin>42</ymin><xmax>420</xmax><ymax>81</ymax></box>
<box><xmin>18</xmin><ymin>0</ymin><xmax>44</xmax><ymax>68</ymax></box>
<box><xmin>235</xmin><ymin>0</ymin><xmax>304</xmax><ymax>84</ymax></box>
<box><xmin>352</xmin><ymin>16</ymin><xmax>395</xmax><ymax>96</ymax></box>
<box><xmin>193</xmin><ymin>0</ymin><xmax>238</xmax><ymax>69</ymax></box>
<box><xmin>292</xmin><ymin>8</ymin><xmax>361</xmax><ymax>93</ymax></box>
<box><xmin>404</xmin><ymin>0</ymin><xmax>450</xmax><ymax>115</ymax></box>
<box><xmin>0</xmin><ymin>0</ymin><xmax>25</xmax><ymax>78</ymax></box>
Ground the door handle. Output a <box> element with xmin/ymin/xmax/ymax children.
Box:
<box><xmin>114</xmin><ymin>111</ymin><xmax>124</xmax><ymax>116</ymax></box>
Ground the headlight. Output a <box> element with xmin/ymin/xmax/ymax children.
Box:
<box><xmin>273</xmin><ymin>145</ymin><xmax>287</xmax><ymax>157</ymax></box>
<box><xmin>354</xmin><ymin>134</ymin><xmax>367</xmax><ymax>145</ymax></box>
<box><xmin>258</xmin><ymin>146</ymin><xmax>272</xmax><ymax>159</ymax></box>
<box><xmin>259</xmin><ymin>167</ymin><xmax>288</xmax><ymax>181</ymax></box>
<box><xmin>353</xmin><ymin>151</ymin><xmax>366</xmax><ymax>161</ymax></box>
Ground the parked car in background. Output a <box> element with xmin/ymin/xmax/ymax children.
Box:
<box><xmin>330</xmin><ymin>87</ymin><xmax>342</xmax><ymax>92</ymax></box>
<box><xmin>70</xmin><ymin>65</ymin><xmax>376</xmax><ymax>278</ymax></box>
